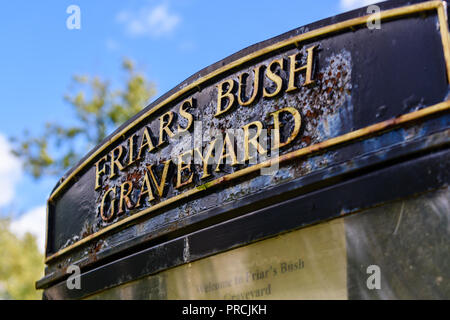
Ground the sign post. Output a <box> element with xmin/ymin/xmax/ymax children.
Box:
<box><xmin>37</xmin><ymin>0</ymin><xmax>450</xmax><ymax>299</ymax></box>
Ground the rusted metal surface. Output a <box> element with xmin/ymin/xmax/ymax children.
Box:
<box><xmin>38</xmin><ymin>117</ymin><xmax>449</xmax><ymax>289</ymax></box>
<box><xmin>38</xmin><ymin>0</ymin><xmax>450</xmax><ymax>293</ymax></box>
<box><xmin>41</xmin><ymin>149</ymin><xmax>450</xmax><ymax>299</ymax></box>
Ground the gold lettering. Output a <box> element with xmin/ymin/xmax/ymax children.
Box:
<box><xmin>136</xmin><ymin>127</ymin><xmax>156</xmax><ymax>160</ymax></box>
<box><xmin>237</xmin><ymin>66</ymin><xmax>262</xmax><ymax>106</ymax></box>
<box><xmin>215</xmin><ymin>132</ymin><xmax>238</xmax><ymax>172</ymax></box>
<box><xmin>264</xmin><ymin>59</ymin><xmax>284</xmax><ymax>98</ymax></box>
<box><xmin>270</xmin><ymin>107</ymin><xmax>302</xmax><ymax>150</ymax></box>
<box><xmin>118</xmin><ymin>181</ymin><xmax>133</xmax><ymax>215</ymax></box>
<box><xmin>100</xmin><ymin>187</ymin><xmax>116</xmax><ymax>222</ymax></box>
<box><xmin>158</xmin><ymin>111</ymin><xmax>175</xmax><ymax>146</ymax></box>
<box><xmin>136</xmin><ymin>171</ymin><xmax>155</xmax><ymax>207</ymax></box>
<box><xmin>95</xmin><ymin>155</ymin><xmax>108</xmax><ymax>191</ymax></box>
<box><xmin>147</xmin><ymin>159</ymin><xmax>172</xmax><ymax>198</ymax></box>
<box><xmin>286</xmin><ymin>45</ymin><xmax>317</xmax><ymax>92</ymax></box>
<box><xmin>176</xmin><ymin>150</ymin><xmax>194</xmax><ymax>189</ymax></box>
<box><xmin>109</xmin><ymin>145</ymin><xmax>125</xmax><ymax>179</ymax></box>
<box><xmin>127</xmin><ymin>134</ymin><xmax>137</xmax><ymax>166</ymax></box>
<box><xmin>215</xmin><ymin>79</ymin><xmax>235</xmax><ymax>117</ymax></box>
<box><xmin>194</xmin><ymin>139</ymin><xmax>218</xmax><ymax>180</ymax></box>
<box><xmin>178</xmin><ymin>98</ymin><xmax>195</xmax><ymax>133</ymax></box>
<box><xmin>242</xmin><ymin>121</ymin><xmax>266</xmax><ymax>162</ymax></box>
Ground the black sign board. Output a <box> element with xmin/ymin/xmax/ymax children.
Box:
<box><xmin>38</xmin><ymin>0</ymin><xmax>450</xmax><ymax>300</ymax></box>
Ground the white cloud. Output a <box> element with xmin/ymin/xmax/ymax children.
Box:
<box><xmin>106</xmin><ymin>38</ymin><xmax>120</xmax><ymax>51</ymax></box>
<box><xmin>0</xmin><ymin>134</ymin><xmax>22</xmax><ymax>207</ymax></box>
<box><xmin>0</xmin><ymin>133</ymin><xmax>46</xmax><ymax>252</ymax></box>
<box><xmin>10</xmin><ymin>205</ymin><xmax>47</xmax><ymax>253</ymax></box>
<box><xmin>178</xmin><ymin>40</ymin><xmax>196</xmax><ymax>53</ymax></box>
<box><xmin>340</xmin><ymin>0</ymin><xmax>384</xmax><ymax>11</ymax></box>
<box><xmin>117</xmin><ymin>3</ymin><xmax>181</xmax><ymax>38</ymax></box>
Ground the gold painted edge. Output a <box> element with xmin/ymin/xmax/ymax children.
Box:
<box><xmin>45</xmin><ymin>99</ymin><xmax>450</xmax><ymax>263</ymax></box>
<box><xmin>47</xmin><ymin>0</ymin><xmax>446</xmax><ymax>203</ymax></box>
<box><xmin>438</xmin><ymin>1</ymin><xmax>450</xmax><ymax>81</ymax></box>
<box><xmin>45</xmin><ymin>1</ymin><xmax>450</xmax><ymax>262</ymax></box>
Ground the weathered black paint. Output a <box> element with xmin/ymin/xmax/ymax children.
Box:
<box><xmin>42</xmin><ymin>148</ymin><xmax>450</xmax><ymax>299</ymax></box>
<box><xmin>48</xmin><ymin>8</ymin><xmax>448</xmax><ymax>255</ymax></box>
<box><xmin>38</xmin><ymin>0</ymin><xmax>450</xmax><ymax>299</ymax></box>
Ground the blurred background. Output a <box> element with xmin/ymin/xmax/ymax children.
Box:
<box><xmin>0</xmin><ymin>0</ymin><xmax>379</xmax><ymax>299</ymax></box>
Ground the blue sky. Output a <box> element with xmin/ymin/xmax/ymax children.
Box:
<box><xmin>0</xmin><ymin>0</ymin><xmax>379</xmax><ymax>250</ymax></box>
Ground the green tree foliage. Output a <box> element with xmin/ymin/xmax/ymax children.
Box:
<box><xmin>3</xmin><ymin>58</ymin><xmax>155</xmax><ymax>299</ymax></box>
<box><xmin>0</xmin><ymin>218</ymin><xmax>44</xmax><ymax>300</ymax></box>
<box><xmin>11</xmin><ymin>58</ymin><xmax>156</xmax><ymax>178</ymax></box>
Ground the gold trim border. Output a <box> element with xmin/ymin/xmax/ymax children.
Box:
<box><xmin>45</xmin><ymin>1</ymin><xmax>450</xmax><ymax>263</ymax></box>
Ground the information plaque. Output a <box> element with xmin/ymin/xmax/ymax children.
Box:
<box><xmin>37</xmin><ymin>0</ymin><xmax>450</xmax><ymax>300</ymax></box>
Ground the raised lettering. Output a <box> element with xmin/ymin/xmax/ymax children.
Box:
<box><xmin>118</xmin><ymin>181</ymin><xmax>133</xmax><ymax>215</ymax></box>
<box><xmin>237</xmin><ymin>66</ymin><xmax>262</xmax><ymax>106</ymax></box>
<box><xmin>242</xmin><ymin>121</ymin><xmax>266</xmax><ymax>162</ymax></box>
<box><xmin>95</xmin><ymin>155</ymin><xmax>108</xmax><ymax>191</ymax></box>
<box><xmin>264</xmin><ymin>58</ymin><xmax>284</xmax><ymax>98</ymax></box>
<box><xmin>158</xmin><ymin>111</ymin><xmax>175</xmax><ymax>146</ymax></box>
<box><xmin>215</xmin><ymin>79</ymin><xmax>235</xmax><ymax>117</ymax></box>
<box><xmin>100</xmin><ymin>187</ymin><xmax>116</xmax><ymax>221</ymax></box>
<box><xmin>137</xmin><ymin>127</ymin><xmax>156</xmax><ymax>160</ymax></box>
<box><xmin>178</xmin><ymin>98</ymin><xmax>195</xmax><ymax>133</ymax></box>
<box><xmin>270</xmin><ymin>107</ymin><xmax>301</xmax><ymax>150</ymax></box>
<box><xmin>176</xmin><ymin>150</ymin><xmax>194</xmax><ymax>188</ymax></box>
<box><xmin>286</xmin><ymin>45</ymin><xmax>317</xmax><ymax>92</ymax></box>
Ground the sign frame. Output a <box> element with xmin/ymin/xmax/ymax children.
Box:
<box><xmin>43</xmin><ymin>0</ymin><xmax>450</xmax><ymax>272</ymax></box>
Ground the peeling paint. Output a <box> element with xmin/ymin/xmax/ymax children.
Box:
<box><xmin>183</xmin><ymin>237</ymin><xmax>190</xmax><ymax>263</ymax></box>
